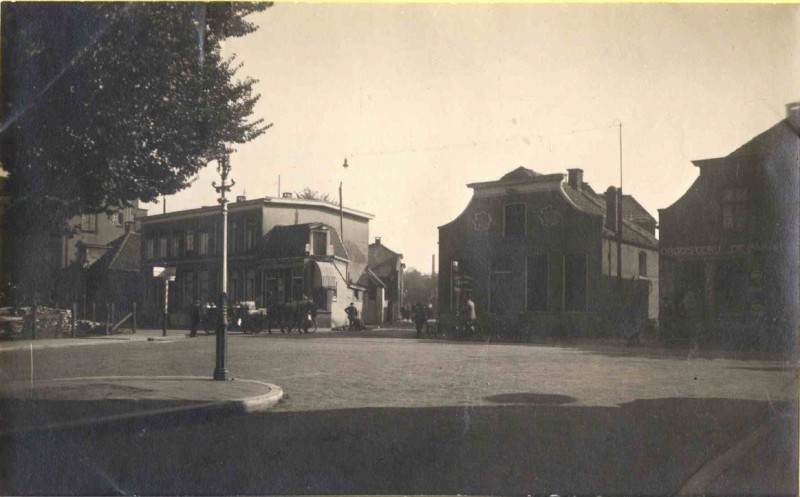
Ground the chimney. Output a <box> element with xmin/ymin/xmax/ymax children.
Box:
<box><xmin>604</xmin><ymin>186</ymin><xmax>618</xmax><ymax>231</ymax></box>
<box><xmin>236</xmin><ymin>193</ymin><xmax>247</xmax><ymax>202</ymax></box>
<box><xmin>567</xmin><ymin>168</ymin><xmax>584</xmax><ymax>191</ymax></box>
<box><xmin>375</xmin><ymin>236</ymin><xmax>381</xmax><ymax>245</ymax></box>
<box><xmin>282</xmin><ymin>192</ymin><xmax>293</xmax><ymax>199</ymax></box>
<box><xmin>787</xmin><ymin>101</ymin><xmax>800</xmax><ymax>133</ymax></box>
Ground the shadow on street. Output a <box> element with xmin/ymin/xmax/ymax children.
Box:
<box><xmin>1</xmin><ymin>396</ymin><xmax>795</xmax><ymax>495</ymax></box>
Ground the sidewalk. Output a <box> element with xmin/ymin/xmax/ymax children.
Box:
<box><xmin>0</xmin><ymin>375</ymin><xmax>283</xmax><ymax>435</ymax></box>
<box><xmin>0</xmin><ymin>328</ymin><xmax>188</xmax><ymax>353</ymax></box>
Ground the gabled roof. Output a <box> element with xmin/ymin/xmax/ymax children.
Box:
<box><xmin>261</xmin><ymin>223</ymin><xmax>348</xmax><ymax>260</ymax></box>
<box><xmin>621</xmin><ymin>195</ymin><xmax>656</xmax><ymax>224</ymax></box>
<box><xmin>92</xmin><ymin>232</ymin><xmax>141</xmax><ymax>272</ymax></box>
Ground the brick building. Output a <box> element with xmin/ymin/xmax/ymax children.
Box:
<box><xmin>438</xmin><ymin>166</ymin><xmax>659</xmax><ymax>339</ymax></box>
<box><xmin>659</xmin><ymin>103</ymin><xmax>799</xmax><ymax>350</ymax></box>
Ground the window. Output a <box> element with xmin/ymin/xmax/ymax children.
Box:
<box><xmin>171</xmin><ymin>234</ymin><xmax>181</xmax><ymax>258</ymax></box>
<box><xmin>245</xmin><ymin>270</ymin><xmax>256</xmax><ymax>301</ymax></box>
<box><xmin>564</xmin><ymin>253</ymin><xmax>588</xmax><ymax>311</ymax></box>
<box><xmin>245</xmin><ymin>219</ymin><xmax>257</xmax><ymax>251</ymax></box>
<box><xmin>263</xmin><ymin>275</ymin><xmax>279</xmax><ymax>305</ymax></box>
<box><xmin>198</xmin><ymin>232</ymin><xmax>209</xmax><ymax>255</ymax></box>
<box><xmin>108</xmin><ymin>212</ymin><xmax>122</xmax><ymax>226</ymax></box>
<box><xmin>527</xmin><ymin>255</ymin><xmax>548</xmax><ymax>311</ymax></box>
<box><xmin>312</xmin><ymin>231</ymin><xmax>327</xmax><ymax>256</ymax></box>
<box><xmin>504</xmin><ymin>203</ymin><xmax>526</xmax><ymax>238</ymax></box>
<box><xmin>639</xmin><ymin>252</ymin><xmax>648</xmax><ymax>277</ymax></box>
<box><xmin>186</xmin><ymin>231</ymin><xmax>195</xmax><ymax>253</ymax></box>
<box><xmin>490</xmin><ymin>257</ymin><xmax>513</xmax><ymax>313</ymax></box>
<box><xmin>229</xmin><ymin>220</ymin><xmax>239</xmax><ymax>253</ymax></box>
<box><xmin>722</xmin><ymin>187</ymin><xmax>748</xmax><ymax>230</ymax></box>
<box><xmin>145</xmin><ymin>239</ymin><xmax>155</xmax><ymax>260</ymax></box>
<box><xmin>81</xmin><ymin>214</ymin><xmax>97</xmax><ymax>232</ymax></box>
<box><xmin>184</xmin><ymin>271</ymin><xmax>195</xmax><ymax>307</ymax></box>
<box><xmin>157</xmin><ymin>236</ymin><xmax>168</xmax><ymax>259</ymax></box>
<box><xmin>292</xmin><ymin>273</ymin><xmax>304</xmax><ymax>301</ymax></box>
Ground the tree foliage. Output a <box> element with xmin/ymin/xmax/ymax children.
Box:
<box><xmin>404</xmin><ymin>268</ymin><xmax>437</xmax><ymax>308</ymax></box>
<box><xmin>1</xmin><ymin>2</ymin><xmax>271</xmax><ymax>234</ymax></box>
<box><xmin>295</xmin><ymin>187</ymin><xmax>340</xmax><ymax>206</ymax></box>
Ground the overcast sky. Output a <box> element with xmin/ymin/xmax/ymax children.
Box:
<box><xmin>151</xmin><ymin>3</ymin><xmax>799</xmax><ymax>273</ymax></box>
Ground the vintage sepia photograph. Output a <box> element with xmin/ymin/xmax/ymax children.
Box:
<box><xmin>0</xmin><ymin>2</ymin><xmax>797</xmax><ymax>495</ymax></box>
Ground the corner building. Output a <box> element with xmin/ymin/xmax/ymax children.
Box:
<box><xmin>139</xmin><ymin>195</ymin><xmax>374</xmax><ymax>328</ymax></box>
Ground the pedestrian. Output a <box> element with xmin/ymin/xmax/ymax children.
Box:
<box><xmin>462</xmin><ymin>293</ymin><xmax>476</xmax><ymax>334</ymax></box>
<box><xmin>189</xmin><ymin>299</ymin><xmax>201</xmax><ymax>337</ymax></box>
<box><xmin>345</xmin><ymin>302</ymin><xmax>358</xmax><ymax>331</ymax></box>
<box><xmin>414</xmin><ymin>303</ymin><xmax>428</xmax><ymax>338</ymax></box>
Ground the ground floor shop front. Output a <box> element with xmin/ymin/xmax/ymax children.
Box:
<box><xmin>659</xmin><ymin>245</ymin><xmax>796</xmax><ymax>350</ymax></box>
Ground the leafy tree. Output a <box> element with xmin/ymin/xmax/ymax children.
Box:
<box><xmin>404</xmin><ymin>268</ymin><xmax>438</xmax><ymax>308</ymax></box>
<box><xmin>295</xmin><ymin>187</ymin><xmax>340</xmax><ymax>206</ymax></box>
<box><xmin>1</xmin><ymin>2</ymin><xmax>271</xmax><ymax>234</ymax></box>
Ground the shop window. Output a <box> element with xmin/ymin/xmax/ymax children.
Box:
<box><xmin>199</xmin><ymin>270</ymin><xmax>210</xmax><ymax>302</ymax></box>
<box><xmin>245</xmin><ymin>270</ymin><xmax>256</xmax><ymax>301</ymax></box>
<box><xmin>722</xmin><ymin>187</ymin><xmax>748</xmax><ymax>230</ymax></box>
<box><xmin>504</xmin><ymin>203</ymin><xmax>526</xmax><ymax>238</ymax></box>
<box><xmin>292</xmin><ymin>276</ymin><xmax>304</xmax><ymax>301</ymax></box>
<box><xmin>312</xmin><ymin>231</ymin><xmax>328</xmax><ymax>256</ymax></box>
<box><xmin>564</xmin><ymin>253</ymin><xmax>587</xmax><ymax>312</ymax></box>
<box><xmin>184</xmin><ymin>271</ymin><xmax>195</xmax><ymax>307</ymax></box>
<box><xmin>639</xmin><ymin>252</ymin><xmax>648</xmax><ymax>277</ymax></box>
<box><xmin>715</xmin><ymin>259</ymin><xmax>748</xmax><ymax>314</ymax></box>
<box><xmin>527</xmin><ymin>255</ymin><xmax>548</xmax><ymax>312</ymax></box>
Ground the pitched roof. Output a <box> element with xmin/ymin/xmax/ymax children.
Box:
<box><xmin>369</xmin><ymin>241</ymin><xmax>404</xmax><ymax>279</ymax></box>
<box><xmin>261</xmin><ymin>223</ymin><xmax>348</xmax><ymax>260</ymax></box>
<box><xmin>357</xmin><ymin>268</ymin><xmax>385</xmax><ymax>288</ymax></box>
<box><xmin>561</xmin><ymin>182</ymin><xmax>658</xmax><ymax>248</ymax></box>
<box><xmin>727</xmin><ymin>119</ymin><xmax>798</xmax><ymax>159</ymax></box>
<box><xmin>92</xmin><ymin>232</ymin><xmax>141</xmax><ymax>272</ymax></box>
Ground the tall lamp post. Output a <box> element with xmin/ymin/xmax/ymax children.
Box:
<box><xmin>450</xmin><ymin>260</ymin><xmax>458</xmax><ymax>313</ymax></box>
<box><xmin>212</xmin><ymin>154</ymin><xmax>235</xmax><ymax>381</ymax></box>
<box><xmin>339</xmin><ymin>158</ymin><xmax>348</xmax><ymax>244</ymax></box>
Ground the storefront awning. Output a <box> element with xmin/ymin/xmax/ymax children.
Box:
<box><xmin>315</xmin><ymin>261</ymin><xmax>339</xmax><ymax>289</ymax></box>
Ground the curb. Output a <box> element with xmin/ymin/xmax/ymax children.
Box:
<box><xmin>1</xmin><ymin>375</ymin><xmax>284</xmax><ymax>436</ymax></box>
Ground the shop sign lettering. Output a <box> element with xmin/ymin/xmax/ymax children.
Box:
<box><xmin>660</xmin><ymin>242</ymin><xmax>775</xmax><ymax>258</ymax></box>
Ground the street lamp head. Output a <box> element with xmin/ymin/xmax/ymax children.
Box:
<box><xmin>452</xmin><ymin>261</ymin><xmax>458</xmax><ymax>270</ymax></box>
<box><xmin>342</xmin><ymin>158</ymin><xmax>349</xmax><ymax>169</ymax></box>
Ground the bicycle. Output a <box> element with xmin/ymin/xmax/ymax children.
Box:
<box><xmin>300</xmin><ymin>314</ymin><xmax>318</xmax><ymax>334</ymax></box>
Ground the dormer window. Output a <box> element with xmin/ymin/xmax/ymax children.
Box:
<box><xmin>312</xmin><ymin>230</ymin><xmax>328</xmax><ymax>256</ymax></box>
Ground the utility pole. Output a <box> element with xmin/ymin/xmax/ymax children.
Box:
<box><xmin>616</xmin><ymin>121</ymin><xmax>623</xmax><ymax>284</ymax></box>
<box><xmin>212</xmin><ymin>154</ymin><xmax>235</xmax><ymax>381</ymax></box>
<box><xmin>340</xmin><ymin>158</ymin><xmax>348</xmax><ymax>245</ymax></box>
